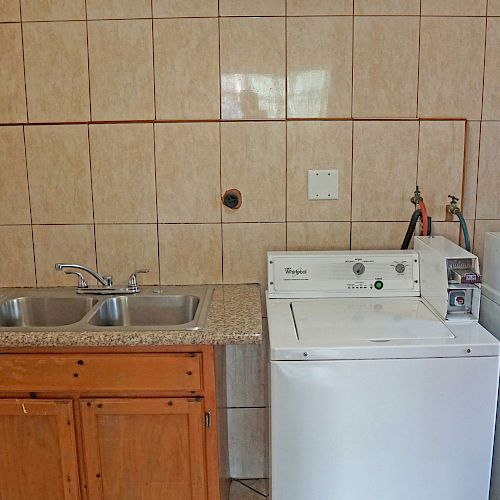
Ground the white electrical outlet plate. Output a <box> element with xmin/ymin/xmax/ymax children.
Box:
<box><xmin>308</xmin><ymin>169</ymin><xmax>339</xmax><ymax>200</ymax></box>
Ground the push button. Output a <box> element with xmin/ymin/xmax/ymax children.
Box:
<box><xmin>374</xmin><ymin>280</ymin><xmax>384</xmax><ymax>290</ymax></box>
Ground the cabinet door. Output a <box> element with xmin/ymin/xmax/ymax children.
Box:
<box><xmin>80</xmin><ymin>398</ymin><xmax>207</xmax><ymax>500</ymax></box>
<box><xmin>0</xmin><ymin>399</ymin><xmax>80</xmax><ymax>500</ymax></box>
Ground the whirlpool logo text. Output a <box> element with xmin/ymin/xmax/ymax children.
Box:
<box><xmin>284</xmin><ymin>267</ymin><xmax>308</xmax><ymax>276</ymax></box>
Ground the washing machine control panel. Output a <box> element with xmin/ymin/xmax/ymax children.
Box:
<box><xmin>268</xmin><ymin>251</ymin><xmax>420</xmax><ymax>298</ymax></box>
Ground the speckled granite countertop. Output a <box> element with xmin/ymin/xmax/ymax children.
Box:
<box><xmin>0</xmin><ymin>284</ymin><xmax>262</xmax><ymax>348</ymax></box>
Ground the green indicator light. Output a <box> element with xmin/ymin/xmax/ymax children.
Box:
<box><xmin>374</xmin><ymin>280</ymin><xmax>384</xmax><ymax>290</ymax></box>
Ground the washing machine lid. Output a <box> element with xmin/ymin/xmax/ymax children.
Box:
<box><xmin>291</xmin><ymin>298</ymin><xmax>454</xmax><ymax>343</ymax></box>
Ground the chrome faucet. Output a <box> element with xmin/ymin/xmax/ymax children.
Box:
<box><xmin>55</xmin><ymin>264</ymin><xmax>149</xmax><ymax>295</ymax></box>
<box><xmin>55</xmin><ymin>263</ymin><xmax>113</xmax><ymax>288</ymax></box>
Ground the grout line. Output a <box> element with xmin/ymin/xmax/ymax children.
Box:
<box><xmin>218</xmin><ymin>4</ymin><xmax>224</xmax><ymax>284</ymax></box>
<box><xmin>0</xmin><ymin>116</ymin><xmax>470</xmax><ymax>127</ymax></box>
<box><xmin>349</xmin><ymin>120</ymin><xmax>354</xmax><ymax>249</ymax></box>
<box><xmin>151</xmin><ymin>2</ymin><xmax>156</xmax><ymax>121</ymax></box>
<box><xmin>152</xmin><ymin>123</ymin><xmax>162</xmax><ymax>285</ymax></box>
<box><xmin>349</xmin><ymin>3</ymin><xmax>354</xmax><ymax>249</ymax></box>
<box><xmin>86</xmin><ymin>124</ymin><xmax>98</xmax><ymax>272</ymax></box>
<box><xmin>416</xmin><ymin>120</ymin><xmax>421</xmax><ymax>185</ymax></box>
<box><xmin>18</xmin><ymin>1</ymin><xmax>29</xmax><ymax>123</ymax></box>
<box><xmin>480</xmin><ymin>7</ymin><xmax>489</xmax><ymax>122</ymax></box>
<box><xmin>150</xmin><ymin>0</ymin><xmax>161</xmax><ymax>286</ymax></box>
<box><xmin>284</xmin><ymin>6</ymin><xmax>288</xmax><ymax>250</ymax></box>
<box><xmin>0</xmin><ymin>219</ymin><xmax>463</xmax><ymax>227</ymax></box>
<box><xmin>9</xmin><ymin>14</ymin><xmax>498</xmax><ymax>23</ymax></box>
<box><xmin>21</xmin><ymin>125</ymin><xmax>37</xmax><ymax>286</ymax></box>
<box><xmin>415</xmin><ymin>0</ymin><xmax>422</xmax><ymax>118</ymax></box>
<box><xmin>84</xmin><ymin>0</ymin><xmax>92</xmax><ymax>121</ymax></box>
<box><xmin>473</xmin><ymin>1</ymin><xmax>489</xmax><ymax>237</ymax></box>
<box><xmin>0</xmin><ymin>117</ymin><xmax>471</xmax><ymax>127</ymax></box>
<box><xmin>351</xmin><ymin>8</ymin><xmax>354</xmax><ymax>117</ymax></box>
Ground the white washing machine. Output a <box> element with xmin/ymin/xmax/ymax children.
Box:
<box><xmin>267</xmin><ymin>237</ymin><xmax>500</xmax><ymax>500</ymax></box>
<box><xmin>478</xmin><ymin>232</ymin><xmax>500</xmax><ymax>500</ymax></box>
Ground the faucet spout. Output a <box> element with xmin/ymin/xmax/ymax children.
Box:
<box><xmin>55</xmin><ymin>263</ymin><xmax>112</xmax><ymax>288</ymax></box>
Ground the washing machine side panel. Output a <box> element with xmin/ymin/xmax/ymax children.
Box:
<box><xmin>270</xmin><ymin>357</ymin><xmax>499</xmax><ymax>500</ymax></box>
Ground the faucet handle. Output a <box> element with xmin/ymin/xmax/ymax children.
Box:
<box><xmin>128</xmin><ymin>269</ymin><xmax>150</xmax><ymax>289</ymax></box>
<box><xmin>65</xmin><ymin>271</ymin><xmax>89</xmax><ymax>289</ymax></box>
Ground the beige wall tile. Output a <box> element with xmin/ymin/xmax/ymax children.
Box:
<box><xmin>421</xmin><ymin>0</ymin><xmax>487</xmax><ymax>16</ymax></box>
<box><xmin>159</xmin><ymin>224</ymin><xmax>222</xmax><ymax>284</ymax></box>
<box><xmin>21</xmin><ymin>0</ymin><xmax>85</xmax><ymax>20</ymax></box>
<box><xmin>226</xmin><ymin>337</ymin><xmax>267</xmax><ymax>407</ymax></box>
<box><xmin>0</xmin><ymin>226</ymin><xmax>35</xmax><ymax>287</ymax></box>
<box><xmin>474</xmin><ymin>220</ymin><xmax>500</xmax><ymax>263</ymax></box>
<box><xmin>483</xmin><ymin>18</ymin><xmax>500</xmax><ymax>120</ymax></box>
<box><xmin>355</xmin><ymin>0</ymin><xmax>419</xmax><ymax>15</ymax></box>
<box><xmin>490</xmin><ymin>0</ymin><xmax>500</xmax><ymax>16</ymax></box>
<box><xmin>87</xmin><ymin>0</ymin><xmax>151</xmax><ymax>19</ymax></box>
<box><xmin>432</xmin><ymin>221</ymin><xmax>460</xmax><ymax>244</ymax></box>
<box><xmin>89</xmin><ymin>124</ymin><xmax>156</xmax><ymax>223</ymax></box>
<box><xmin>220</xmin><ymin>0</ymin><xmax>284</xmax><ymax>16</ymax></box>
<box><xmin>476</xmin><ymin>122</ymin><xmax>500</xmax><ymax>219</ymax></box>
<box><xmin>287</xmin><ymin>121</ymin><xmax>352</xmax><ymax>221</ymax></box>
<box><xmin>287</xmin><ymin>222</ymin><xmax>351</xmax><ymax>250</ymax></box>
<box><xmin>287</xmin><ymin>17</ymin><xmax>352</xmax><ymax>118</ymax></box>
<box><xmin>23</xmin><ymin>21</ymin><xmax>89</xmax><ymax>122</ymax></box>
<box><xmin>462</xmin><ymin>121</ymin><xmax>480</xmax><ymax>219</ymax></box>
<box><xmin>228</xmin><ymin>408</ymin><xmax>267</xmax><ymax>478</ymax></box>
<box><xmin>0</xmin><ymin>127</ymin><xmax>30</xmax><ymax>225</ymax></box>
<box><xmin>287</xmin><ymin>0</ymin><xmax>352</xmax><ymax>15</ymax></box>
<box><xmin>88</xmin><ymin>20</ymin><xmax>154</xmax><ymax>121</ymax></box>
<box><xmin>220</xmin><ymin>18</ymin><xmax>285</xmax><ymax>120</ymax></box>
<box><xmin>351</xmin><ymin>222</ymin><xmax>409</xmax><ymax>250</ymax></box>
<box><xmin>33</xmin><ymin>225</ymin><xmax>96</xmax><ymax>287</ymax></box>
<box><xmin>352</xmin><ymin>121</ymin><xmax>419</xmax><ymax>221</ymax></box>
<box><xmin>419</xmin><ymin>17</ymin><xmax>485</xmax><ymax>120</ymax></box>
<box><xmin>153</xmin><ymin>0</ymin><xmax>218</xmax><ymax>17</ymax></box>
<box><xmin>154</xmin><ymin>18</ymin><xmax>219</xmax><ymax>120</ymax></box>
<box><xmin>417</xmin><ymin>121</ymin><xmax>466</xmax><ymax>222</ymax></box>
<box><xmin>0</xmin><ymin>24</ymin><xmax>27</xmax><ymax>123</ymax></box>
<box><xmin>221</xmin><ymin>122</ymin><xmax>286</xmax><ymax>223</ymax></box>
<box><xmin>0</xmin><ymin>0</ymin><xmax>20</xmax><ymax>21</ymax></box>
<box><xmin>222</xmin><ymin>223</ymin><xmax>286</xmax><ymax>285</ymax></box>
<box><xmin>155</xmin><ymin>123</ymin><xmax>221</xmax><ymax>223</ymax></box>
<box><xmin>95</xmin><ymin>224</ymin><xmax>159</xmax><ymax>285</ymax></box>
<box><xmin>353</xmin><ymin>17</ymin><xmax>419</xmax><ymax>118</ymax></box>
<box><xmin>25</xmin><ymin>125</ymin><xmax>93</xmax><ymax>224</ymax></box>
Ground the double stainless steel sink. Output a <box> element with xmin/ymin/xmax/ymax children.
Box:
<box><xmin>0</xmin><ymin>286</ymin><xmax>214</xmax><ymax>331</ymax></box>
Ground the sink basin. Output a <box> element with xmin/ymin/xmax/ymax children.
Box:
<box><xmin>88</xmin><ymin>295</ymin><xmax>200</xmax><ymax>327</ymax></box>
<box><xmin>0</xmin><ymin>297</ymin><xmax>97</xmax><ymax>327</ymax></box>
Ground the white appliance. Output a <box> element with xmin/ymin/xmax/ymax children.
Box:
<box><xmin>267</xmin><ymin>237</ymin><xmax>500</xmax><ymax>500</ymax></box>
<box><xmin>478</xmin><ymin>233</ymin><xmax>500</xmax><ymax>500</ymax></box>
<box><xmin>480</xmin><ymin>232</ymin><xmax>500</xmax><ymax>338</ymax></box>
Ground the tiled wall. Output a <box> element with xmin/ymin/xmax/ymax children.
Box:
<box><xmin>1</xmin><ymin>1</ymin><xmax>499</xmax><ymax>290</ymax></box>
<box><xmin>2</xmin><ymin>0</ymin><xmax>500</xmax><ymax>479</ymax></box>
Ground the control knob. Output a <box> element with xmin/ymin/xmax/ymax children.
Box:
<box><xmin>395</xmin><ymin>263</ymin><xmax>406</xmax><ymax>274</ymax></box>
<box><xmin>353</xmin><ymin>263</ymin><xmax>365</xmax><ymax>276</ymax></box>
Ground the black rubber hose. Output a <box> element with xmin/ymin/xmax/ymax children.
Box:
<box><xmin>401</xmin><ymin>209</ymin><xmax>422</xmax><ymax>250</ymax></box>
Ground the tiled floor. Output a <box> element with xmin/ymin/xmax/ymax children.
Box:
<box><xmin>229</xmin><ymin>479</ymin><xmax>268</xmax><ymax>498</ymax></box>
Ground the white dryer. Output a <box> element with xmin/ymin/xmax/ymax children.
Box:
<box><xmin>267</xmin><ymin>239</ymin><xmax>499</xmax><ymax>500</ymax></box>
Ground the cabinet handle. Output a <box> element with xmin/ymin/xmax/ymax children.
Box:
<box><xmin>204</xmin><ymin>410</ymin><xmax>212</xmax><ymax>428</ymax></box>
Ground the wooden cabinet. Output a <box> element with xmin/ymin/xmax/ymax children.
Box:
<box><xmin>0</xmin><ymin>399</ymin><xmax>80</xmax><ymax>500</ymax></box>
<box><xmin>80</xmin><ymin>398</ymin><xmax>207</xmax><ymax>500</ymax></box>
<box><xmin>0</xmin><ymin>347</ymin><xmax>223</xmax><ymax>500</ymax></box>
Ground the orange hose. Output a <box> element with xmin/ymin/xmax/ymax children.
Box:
<box><xmin>419</xmin><ymin>201</ymin><xmax>429</xmax><ymax>236</ymax></box>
